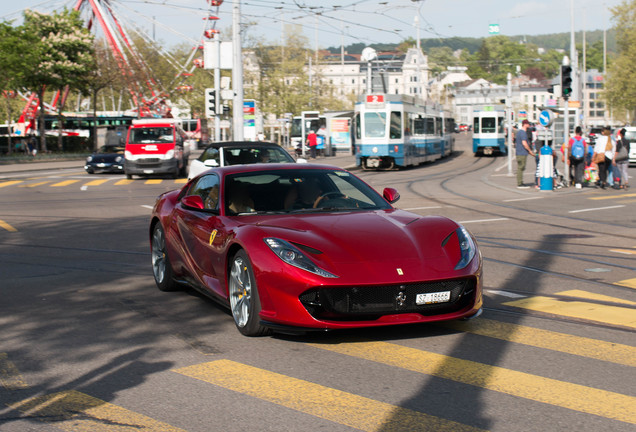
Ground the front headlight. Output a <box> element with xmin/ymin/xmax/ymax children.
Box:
<box><xmin>165</xmin><ymin>149</ymin><xmax>174</xmax><ymax>159</ymax></box>
<box><xmin>454</xmin><ymin>226</ymin><xmax>477</xmax><ymax>270</ymax></box>
<box><xmin>264</xmin><ymin>238</ymin><xmax>338</xmax><ymax>278</ymax></box>
<box><xmin>86</xmin><ymin>156</ymin><xmax>93</xmax><ymax>162</ymax></box>
<box><xmin>115</xmin><ymin>156</ymin><xmax>123</xmax><ymax>163</ymax></box>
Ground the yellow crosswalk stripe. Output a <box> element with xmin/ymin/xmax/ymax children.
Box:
<box><xmin>9</xmin><ymin>390</ymin><xmax>186</xmax><ymax>432</ymax></box>
<box><xmin>115</xmin><ymin>179</ymin><xmax>134</xmax><ymax>185</ymax></box>
<box><xmin>557</xmin><ymin>289</ymin><xmax>636</xmax><ymax>305</ymax></box>
<box><xmin>0</xmin><ymin>353</ymin><xmax>28</xmax><ymax>390</ymax></box>
<box><xmin>309</xmin><ymin>341</ymin><xmax>636</xmax><ymax>424</ymax></box>
<box><xmin>610</xmin><ymin>248</ymin><xmax>636</xmax><ymax>255</ymax></box>
<box><xmin>0</xmin><ymin>219</ymin><xmax>17</xmax><ymax>232</ymax></box>
<box><xmin>175</xmin><ymin>360</ymin><xmax>483</xmax><ymax>432</ymax></box>
<box><xmin>83</xmin><ymin>178</ymin><xmax>111</xmax><ymax>186</ymax></box>
<box><xmin>145</xmin><ymin>179</ymin><xmax>163</xmax><ymax>185</ymax></box>
<box><xmin>175</xmin><ymin>178</ymin><xmax>187</xmax><ymax>184</ymax></box>
<box><xmin>443</xmin><ymin>318</ymin><xmax>636</xmax><ymax>367</ymax></box>
<box><xmin>0</xmin><ymin>180</ymin><xmax>23</xmax><ymax>188</ymax></box>
<box><xmin>589</xmin><ymin>193</ymin><xmax>636</xmax><ymax>200</ymax></box>
<box><xmin>19</xmin><ymin>181</ymin><xmax>52</xmax><ymax>187</ymax></box>
<box><xmin>503</xmin><ymin>296</ymin><xmax>636</xmax><ymax>329</ymax></box>
<box><xmin>50</xmin><ymin>180</ymin><xmax>80</xmax><ymax>187</ymax></box>
<box><xmin>616</xmin><ymin>278</ymin><xmax>636</xmax><ymax>289</ymax></box>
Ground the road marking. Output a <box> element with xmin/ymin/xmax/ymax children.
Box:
<box><xmin>145</xmin><ymin>179</ymin><xmax>163</xmax><ymax>185</ymax></box>
<box><xmin>484</xmin><ymin>289</ymin><xmax>526</xmax><ymax>298</ymax></box>
<box><xmin>556</xmin><ymin>289</ymin><xmax>636</xmax><ymax>305</ymax></box>
<box><xmin>568</xmin><ymin>205</ymin><xmax>625</xmax><ymax>213</ymax></box>
<box><xmin>19</xmin><ymin>181</ymin><xmax>52</xmax><ymax>187</ymax></box>
<box><xmin>141</xmin><ymin>205</ymin><xmax>154</xmax><ymax>210</ymax></box>
<box><xmin>115</xmin><ymin>179</ymin><xmax>134</xmax><ymax>185</ymax></box>
<box><xmin>0</xmin><ymin>353</ymin><xmax>28</xmax><ymax>390</ymax></box>
<box><xmin>503</xmin><ymin>196</ymin><xmax>543</xmax><ymax>202</ymax></box>
<box><xmin>50</xmin><ymin>180</ymin><xmax>80</xmax><ymax>187</ymax></box>
<box><xmin>610</xmin><ymin>248</ymin><xmax>636</xmax><ymax>255</ymax></box>
<box><xmin>175</xmin><ymin>178</ymin><xmax>187</xmax><ymax>184</ymax></box>
<box><xmin>503</xmin><ymin>296</ymin><xmax>636</xmax><ymax>329</ymax></box>
<box><xmin>309</xmin><ymin>341</ymin><xmax>636</xmax><ymax>424</ymax></box>
<box><xmin>589</xmin><ymin>193</ymin><xmax>636</xmax><ymax>200</ymax></box>
<box><xmin>83</xmin><ymin>179</ymin><xmax>111</xmax><ymax>187</ymax></box>
<box><xmin>0</xmin><ymin>219</ymin><xmax>17</xmax><ymax>232</ymax></box>
<box><xmin>443</xmin><ymin>318</ymin><xmax>636</xmax><ymax>367</ymax></box>
<box><xmin>175</xmin><ymin>360</ymin><xmax>483</xmax><ymax>432</ymax></box>
<box><xmin>0</xmin><ymin>180</ymin><xmax>23</xmax><ymax>188</ymax></box>
<box><xmin>458</xmin><ymin>217</ymin><xmax>509</xmax><ymax>224</ymax></box>
<box><xmin>9</xmin><ymin>390</ymin><xmax>186</xmax><ymax>432</ymax></box>
<box><xmin>615</xmin><ymin>278</ymin><xmax>636</xmax><ymax>289</ymax></box>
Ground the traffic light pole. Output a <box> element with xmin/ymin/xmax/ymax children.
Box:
<box><xmin>562</xmin><ymin>56</ymin><xmax>571</xmax><ymax>185</ymax></box>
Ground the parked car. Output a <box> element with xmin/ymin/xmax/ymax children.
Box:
<box><xmin>150</xmin><ymin>164</ymin><xmax>483</xmax><ymax>336</ymax></box>
<box><xmin>84</xmin><ymin>145</ymin><xmax>125</xmax><ymax>174</ymax></box>
<box><xmin>623</xmin><ymin>126</ymin><xmax>636</xmax><ymax>165</ymax></box>
<box><xmin>188</xmin><ymin>141</ymin><xmax>302</xmax><ymax>180</ymax></box>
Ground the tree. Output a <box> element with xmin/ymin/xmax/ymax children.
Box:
<box><xmin>21</xmin><ymin>8</ymin><xmax>94</xmax><ymax>151</ymax></box>
<box><xmin>605</xmin><ymin>0</ymin><xmax>636</xmax><ymax>123</ymax></box>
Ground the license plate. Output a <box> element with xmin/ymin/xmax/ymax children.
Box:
<box><xmin>143</xmin><ymin>169</ymin><xmax>154</xmax><ymax>174</ymax></box>
<box><xmin>97</xmin><ymin>163</ymin><xmax>106</xmax><ymax>167</ymax></box>
<box><xmin>483</xmin><ymin>147</ymin><xmax>493</xmax><ymax>155</ymax></box>
<box><xmin>416</xmin><ymin>291</ymin><xmax>450</xmax><ymax>305</ymax></box>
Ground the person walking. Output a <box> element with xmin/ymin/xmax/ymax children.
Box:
<box><xmin>564</xmin><ymin>126</ymin><xmax>587</xmax><ymax>189</ymax></box>
<box><xmin>593</xmin><ymin>126</ymin><xmax>614</xmax><ymax>189</ymax></box>
<box><xmin>615</xmin><ymin>128</ymin><xmax>630</xmax><ymax>189</ymax></box>
<box><xmin>515</xmin><ymin>120</ymin><xmax>535</xmax><ymax>188</ymax></box>
<box><xmin>306</xmin><ymin>130</ymin><xmax>318</xmax><ymax>159</ymax></box>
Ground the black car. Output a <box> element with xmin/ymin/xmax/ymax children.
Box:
<box><xmin>85</xmin><ymin>145</ymin><xmax>125</xmax><ymax>174</ymax></box>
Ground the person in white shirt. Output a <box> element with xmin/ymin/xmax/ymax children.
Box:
<box><xmin>593</xmin><ymin>126</ymin><xmax>615</xmax><ymax>189</ymax></box>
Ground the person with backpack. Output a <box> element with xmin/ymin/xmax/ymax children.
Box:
<box><xmin>563</xmin><ymin>126</ymin><xmax>587</xmax><ymax>188</ymax></box>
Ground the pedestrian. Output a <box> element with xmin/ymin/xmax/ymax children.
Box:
<box><xmin>515</xmin><ymin>119</ymin><xmax>536</xmax><ymax>188</ymax></box>
<box><xmin>615</xmin><ymin>128</ymin><xmax>630</xmax><ymax>189</ymax></box>
<box><xmin>306</xmin><ymin>129</ymin><xmax>318</xmax><ymax>159</ymax></box>
<box><xmin>592</xmin><ymin>126</ymin><xmax>614</xmax><ymax>189</ymax></box>
<box><xmin>564</xmin><ymin>126</ymin><xmax>587</xmax><ymax>189</ymax></box>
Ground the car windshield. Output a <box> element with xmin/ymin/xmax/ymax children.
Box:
<box><xmin>97</xmin><ymin>145</ymin><xmax>124</xmax><ymax>154</ymax></box>
<box><xmin>222</xmin><ymin>146</ymin><xmax>294</xmax><ymax>165</ymax></box>
<box><xmin>128</xmin><ymin>127</ymin><xmax>174</xmax><ymax>144</ymax></box>
<box><xmin>223</xmin><ymin>169</ymin><xmax>392</xmax><ymax>215</ymax></box>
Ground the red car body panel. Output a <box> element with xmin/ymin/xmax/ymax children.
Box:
<box><xmin>150</xmin><ymin>164</ymin><xmax>482</xmax><ymax>331</ymax></box>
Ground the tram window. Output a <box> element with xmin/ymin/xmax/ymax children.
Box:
<box><xmin>364</xmin><ymin>112</ymin><xmax>386</xmax><ymax>138</ymax></box>
<box><xmin>425</xmin><ymin>118</ymin><xmax>435</xmax><ymax>135</ymax></box>
<box><xmin>390</xmin><ymin>112</ymin><xmax>402</xmax><ymax>139</ymax></box>
<box><xmin>473</xmin><ymin>118</ymin><xmax>480</xmax><ymax>133</ymax></box>
<box><xmin>498</xmin><ymin>117</ymin><xmax>505</xmax><ymax>133</ymax></box>
<box><xmin>482</xmin><ymin>117</ymin><xmax>497</xmax><ymax>133</ymax></box>
<box><xmin>413</xmin><ymin>117</ymin><xmax>425</xmax><ymax>135</ymax></box>
<box><xmin>354</xmin><ymin>113</ymin><xmax>361</xmax><ymax>140</ymax></box>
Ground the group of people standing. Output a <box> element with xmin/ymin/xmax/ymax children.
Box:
<box><xmin>515</xmin><ymin>121</ymin><xmax>630</xmax><ymax>190</ymax></box>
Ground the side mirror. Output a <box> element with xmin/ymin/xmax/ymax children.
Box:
<box><xmin>383</xmin><ymin>187</ymin><xmax>400</xmax><ymax>204</ymax></box>
<box><xmin>181</xmin><ymin>195</ymin><xmax>205</xmax><ymax>210</ymax></box>
<box><xmin>204</xmin><ymin>159</ymin><xmax>220</xmax><ymax>167</ymax></box>
<box><xmin>296</xmin><ymin>158</ymin><xmax>308</xmax><ymax>164</ymax></box>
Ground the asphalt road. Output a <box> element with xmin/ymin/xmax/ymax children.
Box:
<box><xmin>0</xmin><ymin>134</ymin><xmax>634</xmax><ymax>432</ymax></box>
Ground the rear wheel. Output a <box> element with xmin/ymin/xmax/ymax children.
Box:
<box><xmin>151</xmin><ymin>223</ymin><xmax>179</xmax><ymax>292</ymax></box>
<box><xmin>228</xmin><ymin>250</ymin><xmax>269</xmax><ymax>336</ymax></box>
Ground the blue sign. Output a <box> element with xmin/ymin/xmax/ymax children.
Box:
<box><xmin>539</xmin><ymin>110</ymin><xmax>554</xmax><ymax>127</ymax></box>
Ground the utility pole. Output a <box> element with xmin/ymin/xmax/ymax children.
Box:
<box><xmin>232</xmin><ymin>0</ymin><xmax>244</xmax><ymax>140</ymax></box>
<box><xmin>562</xmin><ymin>56</ymin><xmax>571</xmax><ymax>185</ymax></box>
<box><xmin>506</xmin><ymin>72</ymin><xmax>513</xmax><ymax>176</ymax></box>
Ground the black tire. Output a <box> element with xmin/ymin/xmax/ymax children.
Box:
<box><xmin>151</xmin><ymin>223</ymin><xmax>179</xmax><ymax>292</ymax></box>
<box><xmin>126</xmin><ymin>173</ymin><xmax>133</xmax><ymax>179</ymax></box>
<box><xmin>228</xmin><ymin>250</ymin><xmax>270</xmax><ymax>337</ymax></box>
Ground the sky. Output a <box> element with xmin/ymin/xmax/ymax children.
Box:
<box><xmin>0</xmin><ymin>0</ymin><xmax>623</xmax><ymax>51</ymax></box>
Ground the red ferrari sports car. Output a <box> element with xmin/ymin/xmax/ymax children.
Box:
<box><xmin>150</xmin><ymin>164</ymin><xmax>482</xmax><ymax>336</ymax></box>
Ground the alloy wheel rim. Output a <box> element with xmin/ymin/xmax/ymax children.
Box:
<box><xmin>229</xmin><ymin>256</ymin><xmax>251</xmax><ymax>327</ymax></box>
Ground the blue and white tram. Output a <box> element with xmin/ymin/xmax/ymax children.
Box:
<box><xmin>354</xmin><ymin>94</ymin><xmax>454</xmax><ymax>170</ymax></box>
<box><xmin>472</xmin><ymin>109</ymin><xmax>507</xmax><ymax>156</ymax></box>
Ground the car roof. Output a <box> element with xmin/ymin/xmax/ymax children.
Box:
<box><xmin>205</xmin><ymin>141</ymin><xmax>283</xmax><ymax>150</ymax></box>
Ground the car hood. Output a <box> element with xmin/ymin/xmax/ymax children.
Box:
<box><xmin>249</xmin><ymin>209</ymin><xmax>466</xmax><ymax>282</ymax></box>
<box><xmin>90</xmin><ymin>153</ymin><xmax>123</xmax><ymax>162</ymax></box>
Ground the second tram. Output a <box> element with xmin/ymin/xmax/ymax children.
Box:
<box><xmin>354</xmin><ymin>94</ymin><xmax>455</xmax><ymax>170</ymax></box>
<box><xmin>472</xmin><ymin>109</ymin><xmax>507</xmax><ymax>156</ymax></box>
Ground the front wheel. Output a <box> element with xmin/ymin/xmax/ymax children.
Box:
<box><xmin>228</xmin><ymin>250</ymin><xmax>270</xmax><ymax>336</ymax></box>
<box><xmin>151</xmin><ymin>223</ymin><xmax>179</xmax><ymax>292</ymax></box>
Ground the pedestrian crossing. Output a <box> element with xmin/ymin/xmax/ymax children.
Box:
<box><xmin>0</xmin><ymin>177</ymin><xmax>188</xmax><ymax>189</ymax></box>
<box><xmin>2</xmin><ymin>289</ymin><xmax>635</xmax><ymax>431</ymax></box>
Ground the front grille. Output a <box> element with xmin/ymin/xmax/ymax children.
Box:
<box><xmin>137</xmin><ymin>158</ymin><xmax>161</xmax><ymax>165</ymax></box>
<box><xmin>299</xmin><ymin>278</ymin><xmax>475</xmax><ymax>321</ymax></box>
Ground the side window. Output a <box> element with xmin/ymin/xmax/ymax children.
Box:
<box><xmin>389</xmin><ymin>111</ymin><xmax>402</xmax><ymax>139</ymax></box>
<box><xmin>189</xmin><ymin>174</ymin><xmax>220</xmax><ymax>210</ymax></box>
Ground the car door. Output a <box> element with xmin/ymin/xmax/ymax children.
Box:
<box><xmin>172</xmin><ymin>173</ymin><xmax>229</xmax><ymax>299</ymax></box>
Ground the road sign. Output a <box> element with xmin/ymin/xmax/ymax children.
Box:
<box><xmin>489</xmin><ymin>24</ymin><xmax>500</xmax><ymax>34</ymax></box>
<box><xmin>539</xmin><ymin>110</ymin><xmax>554</xmax><ymax>127</ymax></box>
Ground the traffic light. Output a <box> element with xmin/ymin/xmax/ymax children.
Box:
<box><xmin>222</xmin><ymin>105</ymin><xmax>230</xmax><ymax>115</ymax></box>
<box><xmin>204</xmin><ymin>88</ymin><xmax>216</xmax><ymax>117</ymax></box>
<box><xmin>561</xmin><ymin>65</ymin><xmax>572</xmax><ymax>99</ymax></box>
